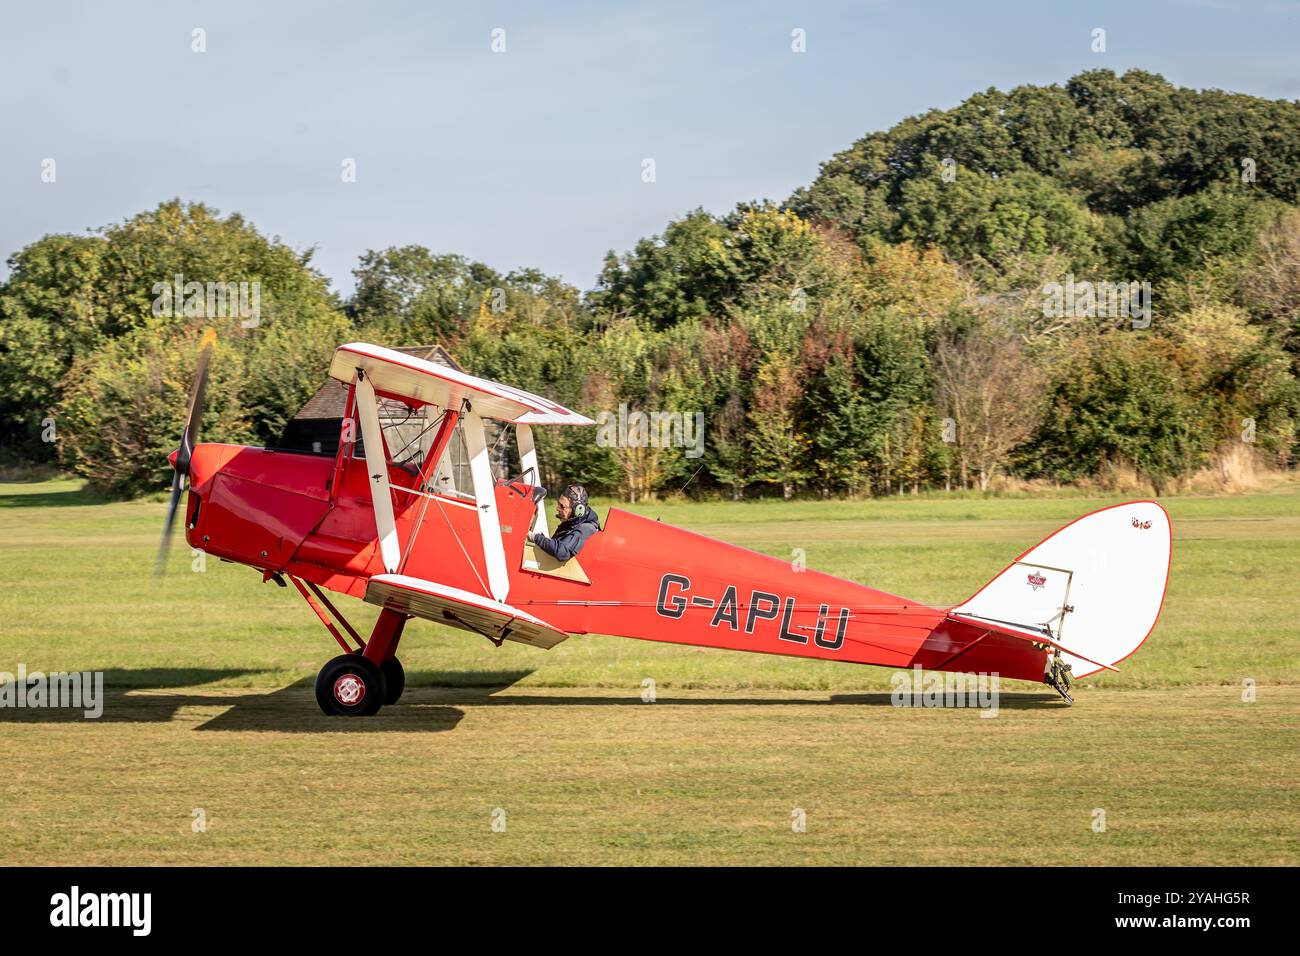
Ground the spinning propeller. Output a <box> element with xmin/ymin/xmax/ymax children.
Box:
<box><xmin>154</xmin><ymin>328</ymin><xmax>216</xmax><ymax>578</ymax></box>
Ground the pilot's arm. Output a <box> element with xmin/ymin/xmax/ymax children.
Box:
<box><xmin>531</xmin><ymin>523</ymin><xmax>596</xmax><ymax>562</ymax></box>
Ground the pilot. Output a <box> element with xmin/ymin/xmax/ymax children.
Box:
<box><xmin>529</xmin><ymin>483</ymin><xmax>600</xmax><ymax>561</ymax></box>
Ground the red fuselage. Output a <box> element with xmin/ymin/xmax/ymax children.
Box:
<box><xmin>182</xmin><ymin>442</ymin><xmax>1050</xmax><ymax>683</ymax></box>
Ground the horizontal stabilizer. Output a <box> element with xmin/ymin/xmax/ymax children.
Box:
<box><xmin>946</xmin><ymin>612</ymin><xmax>1120</xmax><ymax>672</ymax></box>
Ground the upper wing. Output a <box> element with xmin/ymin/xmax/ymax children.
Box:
<box><xmin>329</xmin><ymin>342</ymin><xmax>594</xmax><ymax>426</ymax></box>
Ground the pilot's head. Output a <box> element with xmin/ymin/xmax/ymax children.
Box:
<box><xmin>556</xmin><ymin>483</ymin><xmax>588</xmax><ymax>522</ymax></box>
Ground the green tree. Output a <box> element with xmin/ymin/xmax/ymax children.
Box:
<box><xmin>590</xmin><ymin>210</ymin><xmax>737</xmax><ymax>329</ymax></box>
<box><xmin>895</xmin><ymin>167</ymin><xmax>1102</xmax><ymax>281</ymax></box>
<box><xmin>0</xmin><ymin>200</ymin><xmax>344</xmax><ymax>470</ymax></box>
<box><xmin>0</xmin><ymin>234</ymin><xmax>106</xmax><ymax>459</ymax></box>
<box><xmin>746</xmin><ymin>354</ymin><xmax>808</xmax><ymax>498</ymax></box>
<box><xmin>349</xmin><ymin>246</ymin><xmax>502</xmax><ymax>346</ymax></box>
<box><xmin>1121</xmin><ymin>183</ymin><xmax>1284</xmax><ymax>287</ymax></box>
<box><xmin>1022</xmin><ymin>331</ymin><xmax>1212</xmax><ymax>489</ymax></box>
<box><xmin>57</xmin><ymin>325</ymin><xmax>256</xmax><ymax>496</ymax></box>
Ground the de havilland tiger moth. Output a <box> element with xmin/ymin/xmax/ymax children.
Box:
<box><xmin>156</xmin><ymin>335</ymin><xmax>1172</xmax><ymax>715</ymax></box>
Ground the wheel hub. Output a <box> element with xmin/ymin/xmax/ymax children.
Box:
<box><xmin>333</xmin><ymin>673</ymin><xmax>366</xmax><ymax>706</ymax></box>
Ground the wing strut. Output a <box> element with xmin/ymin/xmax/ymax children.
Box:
<box><xmin>354</xmin><ymin>370</ymin><xmax>401</xmax><ymax>573</ymax></box>
<box><xmin>463</xmin><ymin>405</ymin><xmax>510</xmax><ymax>603</ymax></box>
<box><xmin>516</xmin><ymin>423</ymin><xmax>548</xmax><ymax>538</ymax></box>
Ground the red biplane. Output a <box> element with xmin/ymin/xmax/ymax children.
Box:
<box><xmin>158</xmin><ymin>335</ymin><xmax>1172</xmax><ymax>715</ymax></box>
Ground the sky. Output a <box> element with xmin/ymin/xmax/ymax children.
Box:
<box><xmin>1</xmin><ymin>0</ymin><xmax>1298</xmax><ymax>297</ymax></box>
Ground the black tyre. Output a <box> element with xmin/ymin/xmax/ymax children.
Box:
<box><xmin>315</xmin><ymin>654</ymin><xmax>386</xmax><ymax>716</ymax></box>
<box><xmin>380</xmin><ymin>657</ymin><xmax>405</xmax><ymax>705</ymax></box>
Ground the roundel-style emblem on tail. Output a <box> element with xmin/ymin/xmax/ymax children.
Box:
<box><xmin>333</xmin><ymin>673</ymin><xmax>366</xmax><ymax>706</ymax></box>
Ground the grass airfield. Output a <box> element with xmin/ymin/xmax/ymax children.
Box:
<box><xmin>1</xmin><ymin>479</ymin><xmax>1297</xmax><ymax>865</ymax></box>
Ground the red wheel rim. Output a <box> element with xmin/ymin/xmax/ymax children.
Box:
<box><xmin>333</xmin><ymin>673</ymin><xmax>366</xmax><ymax>706</ymax></box>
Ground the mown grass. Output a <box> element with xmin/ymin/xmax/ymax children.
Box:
<box><xmin>0</xmin><ymin>479</ymin><xmax>1296</xmax><ymax>864</ymax></box>
<box><xmin>1</xmin><ymin>479</ymin><xmax>1296</xmax><ymax>691</ymax></box>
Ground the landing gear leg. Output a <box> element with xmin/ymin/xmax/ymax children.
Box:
<box><xmin>362</xmin><ymin>608</ymin><xmax>408</xmax><ymax>707</ymax></box>
<box><xmin>312</xmin><ymin>609</ymin><xmax>408</xmax><ymax>716</ymax></box>
<box><xmin>1044</xmin><ymin>650</ymin><xmax>1074</xmax><ymax>704</ymax></box>
<box><xmin>292</xmin><ymin>577</ymin><xmax>411</xmax><ymax>715</ymax></box>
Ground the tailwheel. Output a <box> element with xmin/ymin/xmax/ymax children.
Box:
<box><xmin>316</xmin><ymin>654</ymin><xmax>386</xmax><ymax>716</ymax></box>
<box><xmin>1044</xmin><ymin>650</ymin><xmax>1074</xmax><ymax>704</ymax></box>
<box><xmin>380</xmin><ymin>657</ymin><xmax>405</xmax><ymax>705</ymax></box>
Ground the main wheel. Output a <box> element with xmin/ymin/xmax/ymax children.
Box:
<box><xmin>316</xmin><ymin>654</ymin><xmax>386</xmax><ymax>716</ymax></box>
<box><xmin>380</xmin><ymin>657</ymin><xmax>405</xmax><ymax>705</ymax></box>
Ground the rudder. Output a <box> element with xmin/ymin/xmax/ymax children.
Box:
<box><xmin>950</xmin><ymin>501</ymin><xmax>1172</xmax><ymax>678</ymax></box>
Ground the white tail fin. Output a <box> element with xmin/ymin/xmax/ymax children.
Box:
<box><xmin>950</xmin><ymin>501</ymin><xmax>1172</xmax><ymax>678</ymax></box>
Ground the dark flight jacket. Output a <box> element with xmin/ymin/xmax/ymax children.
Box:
<box><xmin>533</xmin><ymin>507</ymin><xmax>600</xmax><ymax>561</ymax></box>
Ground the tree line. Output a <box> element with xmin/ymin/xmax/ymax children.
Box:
<box><xmin>1</xmin><ymin>69</ymin><xmax>1297</xmax><ymax>499</ymax></box>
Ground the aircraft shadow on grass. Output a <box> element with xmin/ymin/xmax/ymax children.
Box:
<box><xmin>0</xmin><ymin>667</ymin><xmax>251</xmax><ymax>726</ymax></box>
<box><xmin>829</xmin><ymin>692</ymin><xmax>1063</xmax><ymax>709</ymax></box>
<box><xmin>425</xmin><ymin>689</ymin><xmax>1062</xmax><ymax>709</ymax></box>
<box><xmin>0</xmin><ymin>667</ymin><xmax>1065</xmax><ymax>732</ymax></box>
<box><xmin>0</xmin><ymin>486</ymin><xmax>104</xmax><ymax>508</ymax></box>
<box><xmin>0</xmin><ymin>667</ymin><xmax>467</xmax><ymax>733</ymax></box>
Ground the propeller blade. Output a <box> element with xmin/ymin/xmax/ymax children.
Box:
<box><xmin>155</xmin><ymin>328</ymin><xmax>217</xmax><ymax>579</ymax></box>
<box><xmin>175</xmin><ymin>328</ymin><xmax>216</xmax><ymax>476</ymax></box>
<box><xmin>154</xmin><ymin>470</ymin><xmax>186</xmax><ymax>579</ymax></box>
